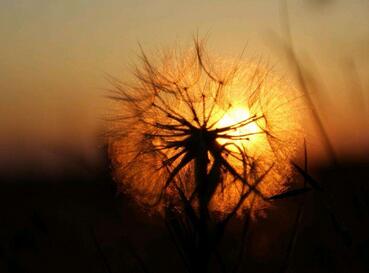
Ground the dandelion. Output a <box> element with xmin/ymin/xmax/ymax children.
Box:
<box><xmin>107</xmin><ymin>39</ymin><xmax>302</xmax><ymax>218</ymax></box>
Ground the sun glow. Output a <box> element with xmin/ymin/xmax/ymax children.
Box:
<box><xmin>216</xmin><ymin>107</ymin><xmax>263</xmax><ymax>152</ymax></box>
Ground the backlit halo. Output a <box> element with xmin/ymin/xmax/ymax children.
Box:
<box><xmin>108</xmin><ymin>42</ymin><xmax>302</xmax><ymax>217</ymax></box>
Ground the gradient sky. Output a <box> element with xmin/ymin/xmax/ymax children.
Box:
<box><xmin>1</xmin><ymin>0</ymin><xmax>369</xmax><ymax>169</ymax></box>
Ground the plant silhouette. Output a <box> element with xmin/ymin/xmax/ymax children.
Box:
<box><xmin>108</xmin><ymin>37</ymin><xmax>303</xmax><ymax>273</ymax></box>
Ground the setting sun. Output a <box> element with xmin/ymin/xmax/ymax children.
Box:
<box><xmin>216</xmin><ymin>107</ymin><xmax>263</xmax><ymax>152</ymax></box>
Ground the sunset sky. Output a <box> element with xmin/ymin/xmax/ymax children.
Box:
<box><xmin>1</xmin><ymin>0</ymin><xmax>369</xmax><ymax>170</ymax></box>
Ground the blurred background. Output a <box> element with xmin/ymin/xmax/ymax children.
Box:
<box><xmin>1</xmin><ymin>0</ymin><xmax>369</xmax><ymax>172</ymax></box>
<box><xmin>1</xmin><ymin>1</ymin><xmax>369</xmax><ymax>272</ymax></box>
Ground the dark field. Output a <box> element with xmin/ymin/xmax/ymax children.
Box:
<box><xmin>1</xmin><ymin>147</ymin><xmax>368</xmax><ymax>273</ymax></box>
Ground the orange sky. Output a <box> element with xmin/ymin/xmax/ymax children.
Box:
<box><xmin>1</xmin><ymin>0</ymin><xmax>369</xmax><ymax>169</ymax></box>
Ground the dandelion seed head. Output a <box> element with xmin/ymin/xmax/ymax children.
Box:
<box><xmin>108</xmin><ymin>40</ymin><xmax>303</xmax><ymax>217</ymax></box>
